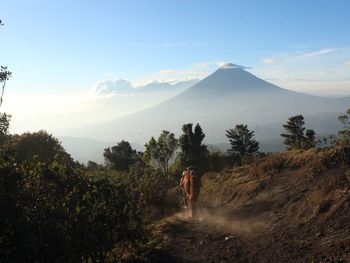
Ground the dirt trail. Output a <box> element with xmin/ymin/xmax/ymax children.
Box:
<box><xmin>147</xmin><ymin>210</ymin><xmax>250</xmax><ymax>263</ymax></box>
<box><xmin>143</xmin><ymin>150</ymin><xmax>350</xmax><ymax>262</ymax></box>
<box><xmin>145</xmin><ymin>208</ymin><xmax>349</xmax><ymax>263</ymax></box>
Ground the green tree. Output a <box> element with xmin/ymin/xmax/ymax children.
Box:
<box><xmin>0</xmin><ymin>113</ymin><xmax>10</xmax><ymax>146</ymax></box>
<box><xmin>178</xmin><ymin>123</ymin><xmax>209</xmax><ymax>169</ymax></box>
<box><xmin>143</xmin><ymin>130</ymin><xmax>178</xmax><ymax>176</ymax></box>
<box><xmin>226</xmin><ymin>124</ymin><xmax>259</xmax><ymax>165</ymax></box>
<box><xmin>281</xmin><ymin>115</ymin><xmax>316</xmax><ymax>150</ymax></box>
<box><xmin>335</xmin><ymin>108</ymin><xmax>350</xmax><ymax>146</ymax></box>
<box><xmin>104</xmin><ymin>140</ymin><xmax>139</xmax><ymax>171</ymax></box>
<box><xmin>9</xmin><ymin>130</ymin><xmax>73</xmax><ymax>165</ymax></box>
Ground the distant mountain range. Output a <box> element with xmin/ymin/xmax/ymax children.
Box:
<box><xmin>64</xmin><ymin>63</ymin><xmax>349</xmax><ymax>162</ymax></box>
<box><xmin>94</xmin><ymin>78</ymin><xmax>199</xmax><ymax>95</ymax></box>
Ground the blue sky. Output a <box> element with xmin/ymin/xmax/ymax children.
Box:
<box><xmin>1</xmin><ymin>0</ymin><xmax>350</xmax><ymax>134</ymax></box>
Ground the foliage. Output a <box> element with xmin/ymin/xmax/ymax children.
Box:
<box><xmin>8</xmin><ymin>130</ymin><xmax>74</xmax><ymax>166</ymax></box>
<box><xmin>226</xmin><ymin>124</ymin><xmax>259</xmax><ymax>165</ymax></box>
<box><xmin>304</xmin><ymin>129</ymin><xmax>316</xmax><ymax>149</ymax></box>
<box><xmin>178</xmin><ymin>123</ymin><xmax>209</xmax><ymax>169</ymax></box>
<box><xmin>0</xmin><ymin>65</ymin><xmax>12</xmax><ymax>108</ymax></box>
<box><xmin>0</xmin><ymin>112</ymin><xmax>11</xmax><ymax>146</ymax></box>
<box><xmin>335</xmin><ymin>108</ymin><xmax>350</xmax><ymax>146</ymax></box>
<box><xmin>86</xmin><ymin>160</ymin><xmax>104</xmax><ymax>171</ymax></box>
<box><xmin>281</xmin><ymin>115</ymin><xmax>316</xmax><ymax>150</ymax></box>
<box><xmin>206</xmin><ymin>149</ymin><xmax>231</xmax><ymax>171</ymax></box>
<box><xmin>103</xmin><ymin>140</ymin><xmax>140</xmax><ymax>171</ymax></box>
<box><xmin>0</xmin><ymin>149</ymin><xmax>144</xmax><ymax>263</ymax></box>
<box><xmin>143</xmin><ymin>130</ymin><xmax>178</xmax><ymax>176</ymax></box>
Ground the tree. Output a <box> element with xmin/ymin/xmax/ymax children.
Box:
<box><xmin>143</xmin><ymin>130</ymin><xmax>178</xmax><ymax>176</ymax></box>
<box><xmin>103</xmin><ymin>140</ymin><xmax>139</xmax><ymax>171</ymax></box>
<box><xmin>0</xmin><ymin>66</ymin><xmax>12</xmax><ymax>108</ymax></box>
<box><xmin>305</xmin><ymin>129</ymin><xmax>316</xmax><ymax>149</ymax></box>
<box><xmin>335</xmin><ymin>108</ymin><xmax>350</xmax><ymax>146</ymax></box>
<box><xmin>281</xmin><ymin>115</ymin><xmax>316</xmax><ymax>150</ymax></box>
<box><xmin>178</xmin><ymin>123</ymin><xmax>209</xmax><ymax>169</ymax></box>
<box><xmin>0</xmin><ymin>113</ymin><xmax>10</xmax><ymax>146</ymax></box>
<box><xmin>0</xmin><ymin>22</ymin><xmax>12</xmax><ymax>145</ymax></box>
<box><xmin>9</xmin><ymin>130</ymin><xmax>73</xmax><ymax>165</ymax></box>
<box><xmin>226</xmin><ymin>124</ymin><xmax>259</xmax><ymax>165</ymax></box>
<box><xmin>1</xmin><ymin>22</ymin><xmax>12</xmax><ymax>108</ymax></box>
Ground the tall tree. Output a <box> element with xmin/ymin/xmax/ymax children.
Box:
<box><xmin>0</xmin><ymin>66</ymin><xmax>12</xmax><ymax>108</ymax></box>
<box><xmin>178</xmin><ymin>123</ymin><xmax>208</xmax><ymax>168</ymax></box>
<box><xmin>281</xmin><ymin>115</ymin><xmax>316</xmax><ymax>150</ymax></box>
<box><xmin>0</xmin><ymin>21</ymin><xmax>12</xmax><ymax>145</ymax></box>
<box><xmin>143</xmin><ymin>130</ymin><xmax>178</xmax><ymax>175</ymax></box>
<box><xmin>103</xmin><ymin>140</ymin><xmax>138</xmax><ymax>171</ymax></box>
<box><xmin>0</xmin><ymin>21</ymin><xmax>12</xmax><ymax>108</ymax></box>
<box><xmin>226</xmin><ymin>124</ymin><xmax>259</xmax><ymax>165</ymax></box>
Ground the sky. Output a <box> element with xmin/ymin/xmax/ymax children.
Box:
<box><xmin>1</xmin><ymin>0</ymin><xmax>350</xmax><ymax>135</ymax></box>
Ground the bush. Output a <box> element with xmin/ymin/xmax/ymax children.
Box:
<box><xmin>0</xmin><ymin>149</ymin><xmax>144</xmax><ymax>263</ymax></box>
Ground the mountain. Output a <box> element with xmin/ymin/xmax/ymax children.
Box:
<box><xmin>94</xmin><ymin>78</ymin><xmax>199</xmax><ymax>95</ymax></box>
<box><xmin>80</xmin><ymin>63</ymin><xmax>350</xmax><ymax>146</ymax></box>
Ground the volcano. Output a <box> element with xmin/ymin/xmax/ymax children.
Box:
<box><xmin>82</xmin><ymin>64</ymin><xmax>350</xmax><ymax>147</ymax></box>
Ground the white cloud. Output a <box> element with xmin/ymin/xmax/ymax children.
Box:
<box><xmin>91</xmin><ymin>79</ymin><xmax>135</xmax><ymax>97</ymax></box>
<box><xmin>252</xmin><ymin>47</ymin><xmax>350</xmax><ymax>96</ymax></box>
<box><xmin>132</xmin><ymin>62</ymin><xmax>216</xmax><ymax>86</ymax></box>
<box><xmin>262</xmin><ymin>48</ymin><xmax>338</xmax><ymax>66</ymax></box>
<box><xmin>262</xmin><ymin>58</ymin><xmax>281</xmax><ymax>65</ymax></box>
<box><xmin>296</xmin><ymin>48</ymin><xmax>338</xmax><ymax>59</ymax></box>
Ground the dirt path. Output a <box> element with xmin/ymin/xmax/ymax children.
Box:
<box><xmin>147</xmin><ymin>213</ymin><xmax>249</xmax><ymax>263</ymax></box>
<box><xmin>144</xmin><ymin>208</ymin><xmax>349</xmax><ymax>263</ymax></box>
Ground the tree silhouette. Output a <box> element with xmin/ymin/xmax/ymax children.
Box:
<box><xmin>104</xmin><ymin>140</ymin><xmax>139</xmax><ymax>171</ymax></box>
<box><xmin>178</xmin><ymin>123</ymin><xmax>208</xmax><ymax>169</ymax></box>
<box><xmin>226</xmin><ymin>124</ymin><xmax>259</xmax><ymax>165</ymax></box>
<box><xmin>281</xmin><ymin>115</ymin><xmax>316</xmax><ymax>150</ymax></box>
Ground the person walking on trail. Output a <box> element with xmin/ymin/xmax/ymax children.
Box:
<box><xmin>180</xmin><ymin>166</ymin><xmax>201</xmax><ymax>218</ymax></box>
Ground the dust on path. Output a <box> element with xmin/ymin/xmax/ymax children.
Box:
<box><xmin>146</xmin><ymin>209</ymin><xmax>258</xmax><ymax>263</ymax></box>
<box><xmin>144</xmin><ymin>208</ymin><xmax>349</xmax><ymax>263</ymax></box>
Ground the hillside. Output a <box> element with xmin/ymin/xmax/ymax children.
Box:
<box><xmin>82</xmin><ymin>64</ymin><xmax>349</xmax><ymax>145</ymax></box>
<box><xmin>140</xmin><ymin>148</ymin><xmax>350</xmax><ymax>262</ymax></box>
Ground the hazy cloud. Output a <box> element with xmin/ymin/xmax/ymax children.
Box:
<box><xmin>132</xmin><ymin>62</ymin><xmax>214</xmax><ymax>86</ymax></box>
<box><xmin>252</xmin><ymin>47</ymin><xmax>350</xmax><ymax>96</ymax></box>
<box><xmin>262</xmin><ymin>58</ymin><xmax>281</xmax><ymax>65</ymax></box>
<box><xmin>296</xmin><ymin>48</ymin><xmax>338</xmax><ymax>59</ymax></box>
<box><xmin>132</xmin><ymin>61</ymin><xmax>250</xmax><ymax>86</ymax></box>
<box><xmin>262</xmin><ymin>48</ymin><xmax>338</xmax><ymax>66</ymax></box>
<box><xmin>92</xmin><ymin>79</ymin><xmax>134</xmax><ymax>97</ymax></box>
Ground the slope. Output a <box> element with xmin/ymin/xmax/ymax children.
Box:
<box><xmin>140</xmin><ymin>147</ymin><xmax>350</xmax><ymax>262</ymax></box>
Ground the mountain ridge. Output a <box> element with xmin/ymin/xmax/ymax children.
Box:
<box><xmin>78</xmin><ymin>64</ymin><xmax>349</xmax><ymax>145</ymax></box>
